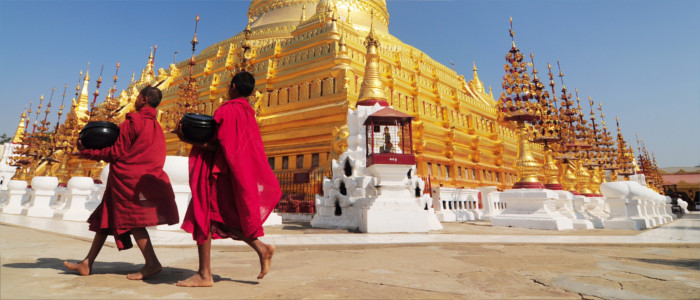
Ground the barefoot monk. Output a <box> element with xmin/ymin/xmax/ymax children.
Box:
<box><xmin>176</xmin><ymin>71</ymin><xmax>281</xmax><ymax>287</ymax></box>
<box><xmin>64</xmin><ymin>86</ymin><xmax>179</xmax><ymax>280</ymax></box>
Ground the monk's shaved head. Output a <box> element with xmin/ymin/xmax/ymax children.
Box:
<box><xmin>230</xmin><ymin>71</ymin><xmax>255</xmax><ymax>98</ymax></box>
<box><xmin>139</xmin><ymin>86</ymin><xmax>162</xmax><ymax>107</ymax></box>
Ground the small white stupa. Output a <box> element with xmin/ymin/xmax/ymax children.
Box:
<box><xmin>311</xmin><ymin>19</ymin><xmax>440</xmax><ymax>233</ymax></box>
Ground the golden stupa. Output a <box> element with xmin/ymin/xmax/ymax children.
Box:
<box><xmin>18</xmin><ymin>0</ymin><xmax>543</xmax><ymax>192</ymax></box>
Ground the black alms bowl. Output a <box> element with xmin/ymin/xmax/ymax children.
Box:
<box><xmin>180</xmin><ymin>113</ymin><xmax>215</xmax><ymax>143</ymax></box>
<box><xmin>79</xmin><ymin>121</ymin><xmax>120</xmax><ymax>149</ymax></box>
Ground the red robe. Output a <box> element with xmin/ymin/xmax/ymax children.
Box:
<box><xmin>81</xmin><ymin>106</ymin><xmax>178</xmax><ymax>250</ymax></box>
<box><xmin>182</xmin><ymin>98</ymin><xmax>281</xmax><ymax>245</ymax></box>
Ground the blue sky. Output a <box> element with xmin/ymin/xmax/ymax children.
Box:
<box><xmin>0</xmin><ymin>0</ymin><xmax>698</xmax><ymax>167</ymax></box>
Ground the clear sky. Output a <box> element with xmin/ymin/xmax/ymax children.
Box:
<box><xmin>0</xmin><ymin>0</ymin><xmax>698</xmax><ymax>167</ymax></box>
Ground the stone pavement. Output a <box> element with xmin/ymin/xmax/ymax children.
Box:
<box><xmin>1</xmin><ymin>213</ymin><xmax>699</xmax><ymax>299</ymax></box>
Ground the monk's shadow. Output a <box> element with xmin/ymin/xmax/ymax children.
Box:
<box><xmin>3</xmin><ymin>257</ymin><xmax>258</xmax><ymax>285</ymax></box>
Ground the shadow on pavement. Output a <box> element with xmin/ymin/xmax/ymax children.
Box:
<box><xmin>2</xmin><ymin>257</ymin><xmax>259</xmax><ymax>285</ymax></box>
<box><xmin>632</xmin><ymin>258</ymin><xmax>700</xmax><ymax>271</ymax></box>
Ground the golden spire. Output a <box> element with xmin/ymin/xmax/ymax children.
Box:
<box><xmin>338</xmin><ymin>33</ymin><xmax>347</xmax><ymax>55</ymax></box>
<box><xmin>76</xmin><ymin>67</ymin><xmax>91</xmax><ymax>124</ymax></box>
<box><xmin>468</xmin><ymin>62</ymin><xmax>484</xmax><ymax>93</ymax></box>
<box><xmin>329</xmin><ymin>2</ymin><xmax>339</xmax><ymax>35</ymax></box>
<box><xmin>140</xmin><ymin>45</ymin><xmax>157</xmax><ymax>83</ymax></box>
<box><xmin>152</xmin><ymin>44</ymin><xmax>157</xmax><ymax>67</ymax></box>
<box><xmin>90</xmin><ymin>65</ymin><xmax>104</xmax><ymax>117</ymax></box>
<box><xmin>597</xmin><ymin>101</ymin><xmax>617</xmax><ymax>171</ymax></box>
<box><xmin>71</xmin><ymin>69</ymin><xmax>83</xmax><ymax>111</ymax></box>
<box><xmin>11</xmin><ymin>107</ymin><xmax>27</xmax><ymax>144</ymax></box>
<box><xmin>357</xmin><ymin>9</ymin><xmax>387</xmax><ymax>105</ymax></box>
<box><xmin>39</xmin><ymin>87</ymin><xmax>55</xmax><ymax>133</ymax></box>
<box><xmin>33</xmin><ymin>94</ymin><xmax>44</xmax><ymax>135</ymax></box>
<box><xmin>300</xmin><ymin>1</ymin><xmax>306</xmax><ymax>23</ymax></box>
<box><xmin>54</xmin><ymin>84</ymin><xmax>68</xmax><ymax>133</ymax></box>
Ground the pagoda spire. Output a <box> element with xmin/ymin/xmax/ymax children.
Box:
<box><xmin>357</xmin><ymin>10</ymin><xmax>388</xmax><ymax>106</ymax></box>
<box><xmin>32</xmin><ymin>94</ymin><xmax>44</xmax><ymax>135</ymax></box>
<box><xmin>11</xmin><ymin>107</ymin><xmax>27</xmax><ymax>144</ymax></box>
<box><xmin>597</xmin><ymin>101</ymin><xmax>617</xmax><ymax>172</ymax></box>
<box><xmin>531</xmin><ymin>54</ymin><xmax>562</xmax><ymax>190</ymax></box>
<box><xmin>139</xmin><ymin>45</ymin><xmax>157</xmax><ymax>83</ymax></box>
<box><xmin>468</xmin><ymin>62</ymin><xmax>484</xmax><ymax>93</ymax></box>
<box><xmin>496</xmin><ymin>17</ymin><xmax>543</xmax><ymax>189</ymax></box>
<box><xmin>615</xmin><ymin>117</ymin><xmax>635</xmax><ymax>178</ymax></box>
<box><xmin>76</xmin><ymin>66</ymin><xmax>91</xmax><ymax>124</ymax></box>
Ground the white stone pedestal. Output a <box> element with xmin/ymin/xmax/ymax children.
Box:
<box><xmin>491</xmin><ymin>189</ymin><xmax>573</xmax><ymax>230</ymax></box>
<box><xmin>479</xmin><ymin>187</ymin><xmax>503</xmax><ymax>221</ymax></box>
<box><xmin>26</xmin><ymin>176</ymin><xmax>59</xmax><ymax>218</ymax></box>
<box><xmin>421</xmin><ymin>194</ymin><xmax>443</xmax><ymax>231</ymax></box>
<box><xmin>663</xmin><ymin>196</ymin><xmax>677</xmax><ymax>221</ymax></box>
<box><xmin>359</xmin><ymin>164</ymin><xmax>428</xmax><ymax>233</ymax></box>
<box><xmin>581</xmin><ymin>196</ymin><xmax>608</xmax><ymax>228</ymax></box>
<box><xmin>600</xmin><ymin>181</ymin><xmax>648</xmax><ymax>230</ymax></box>
<box><xmin>2</xmin><ymin>180</ymin><xmax>28</xmax><ymax>215</ymax></box>
<box><xmin>158</xmin><ymin>156</ymin><xmax>191</xmax><ymax>230</ymax></box>
<box><xmin>556</xmin><ymin>191</ymin><xmax>594</xmax><ymax>229</ymax></box>
<box><xmin>55</xmin><ymin>177</ymin><xmax>94</xmax><ymax>221</ymax></box>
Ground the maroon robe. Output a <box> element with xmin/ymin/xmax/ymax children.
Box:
<box><xmin>182</xmin><ymin>98</ymin><xmax>281</xmax><ymax>245</ymax></box>
<box><xmin>81</xmin><ymin>106</ymin><xmax>178</xmax><ymax>250</ymax></box>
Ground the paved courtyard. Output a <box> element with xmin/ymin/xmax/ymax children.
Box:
<box><xmin>1</xmin><ymin>213</ymin><xmax>699</xmax><ymax>299</ymax></box>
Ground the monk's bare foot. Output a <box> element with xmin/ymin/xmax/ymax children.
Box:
<box><xmin>176</xmin><ymin>273</ymin><xmax>214</xmax><ymax>287</ymax></box>
<box><xmin>257</xmin><ymin>243</ymin><xmax>275</xmax><ymax>279</ymax></box>
<box><xmin>64</xmin><ymin>259</ymin><xmax>91</xmax><ymax>276</ymax></box>
<box><xmin>126</xmin><ymin>263</ymin><xmax>162</xmax><ymax>280</ymax></box>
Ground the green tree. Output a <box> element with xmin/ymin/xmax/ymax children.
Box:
<box><xmin>0</xmin><ymin>133</ymin><xmax>11</xmax><ymax>144</ymax></box>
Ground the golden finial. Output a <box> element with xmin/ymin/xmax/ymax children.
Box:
<box><xmin>509</xmin><ymin>16</ymin><xmax>516</xmax><ymax>48</ymax></box>
<box><xmin>32</xmin><ymin>95</ymin><xmax>45</xmax><ymax>135</ymax></box>
<box><xmin>91</xmin><ymin>64</ymin><xmax>104</xmax><ymax>114</ymax></box>
<box><xmin>112</xmin><ymin>61</ymin><xmax>120</xmax><ymax>94</ymax></box>
<box><xmin>192</xmin><ymin>14</ymin><xmax>200</xmax><ymax>50</ymax></box>
<box><xmin>300</xmin><ymin>1</ymin><xmax>306</xmax><ymax>23</ymax></box>
<box><xmin>74</xmin><ymin>70</ymin><xmax>83</xmax><ymax>102</ymax></box>
<box><xmin>556</xmin><ymin>60</ymin><xmax>565</xmax><ymax>88</ymax></box>
<box><xmin>369</xmin><ymin>9</ymin><xmax>376</xmax><ymax>37</ymax></box>
<box><xmin>152</xmin><ymin>44</ymin><xmax>157</xmax><ymax>64</ymax></box>
<box><xmin>347</xmin><ymin>5</ymin><xmax>352</xmax><ymax>24</ymax></box>
<box><xmin>54</xmin><ymin>84</ymin><xmax>68</xmax><ymax>133</ymax></box>
<box><xmin>529</xmin><ymin>53</ymin><xmax>539</xmax><ymax>79</ymax></box>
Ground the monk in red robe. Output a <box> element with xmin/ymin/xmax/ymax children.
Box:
<box><xmin>64</xmin><ymin>86</ymin><xmax>178</xmax><ymax>280</ymax></box>
<box><xmin>176</xmin><ymin>71</ymin><xmax>280</xmax><ymax>287</ymax></box>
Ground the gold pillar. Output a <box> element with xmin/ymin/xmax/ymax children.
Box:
<box><xmin>559</xmin><ymin>159</ymin><xmax>577</xmax><ymax>192</ymax></box>
<box><xmin>575</xmin><ymin>160</ymin><xmax>592</xmax><ymax>195</ymax></box>
<box><xmin>588</xmin><ymin>166</ymin><xmax>602</xmax><ymax>195</ymax></box>
<box><xmin>542</xmin><ymin>143</ymin><xmax>561</xmax><ymax>190</ymax></box>
<box><xmin>513</xmin><ymin>120</ymin><xmax>543</xmax><ymax>189</ymax></box>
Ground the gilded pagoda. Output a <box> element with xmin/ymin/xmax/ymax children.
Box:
<box><xmin>42</xmin><ymin>0</ymin><xmax>529</xmax><ymax>191</ymax></box>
